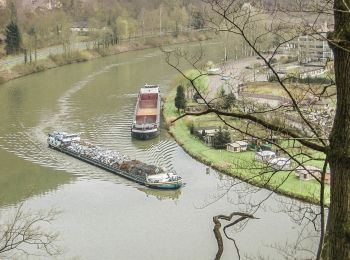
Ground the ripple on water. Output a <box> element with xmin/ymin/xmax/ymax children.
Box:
<box><xmin>0</xmin><ymin>59</ymin><xmax>178</xmax><ymax>184</ymax></box>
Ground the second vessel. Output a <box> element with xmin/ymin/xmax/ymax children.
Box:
<box><xmin>131</xmin><ymin>84</ymin><xmax>161</xmax><ymax>140</ymax></box>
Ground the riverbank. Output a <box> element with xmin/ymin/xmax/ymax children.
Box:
<box><xmin>163</xmin><ymin>78</ymin><xmax>330</xmax><ymax>205</ymax></box>
<box><xmin>0</xmin><ymin>30</ymin><xmax>214</xmax><ymax>85</ymax></box>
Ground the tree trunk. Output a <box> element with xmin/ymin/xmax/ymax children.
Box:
<box><xmin>24</xmin><ymin>49</ymin><xmax>27</xmax><ymax>64</ymax></box>
<box><xmin>327</xmin><ymin>0</ymin><xmax>350</xmax><ymax>259</ymax></box>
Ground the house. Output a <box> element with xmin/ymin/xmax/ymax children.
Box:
<box><xmin>70</xmin><ymin>21</ymin><xmax>90</xmax><ymax>32</ymax></box>
<box><xmin>227</xmin><ymin>141</ymin><xmax>248</xmax><ymax>153</ymax></box>
<box><xmin>227</xmin><ymin>142</ymin><xmax>241</xmax><ymax>152</ymax></box>
<box><xmin>268</xmin><ymin>157</ymin><xmax>291</xmax><ymax>171</ymax></box>
<box><xmin>236</xmin><ymin>141</ymin><xmax>248</xmax><ymax>151</ymax></box>
<box><xmin>193</xmin><ymin>126</ymin><xmax>220</xmax><ymax>146</ymax></box>
<box><xmin>296</xmin><ymin>166</ymin><xmax>331</xmax><ymax>184</ymax></box>
<box><xmin>254</xmin><ymin>151</ymin><xmax>276</xmax><ymax>162</ymax></box>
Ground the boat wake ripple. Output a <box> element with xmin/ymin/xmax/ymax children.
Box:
<box><xmin>0</xmin><ymin>62</ymin><xmax>127</xmax><ymax>175</ymax></box>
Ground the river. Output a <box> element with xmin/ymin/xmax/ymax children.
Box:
<box><xmin>0</xmin><ymin>41</ymin><xmax>319</xmax><ymax>259</ymax></box>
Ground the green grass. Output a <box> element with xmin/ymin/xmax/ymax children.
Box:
<box><xmin>164</xmin><ymin>86</ymin><xmax>330</xmax><ymax>205</ymax></box>
<box><xmin>185</xmin><ymin>69</ymin><xmax>209</xmax><ymax>95</ymax></box>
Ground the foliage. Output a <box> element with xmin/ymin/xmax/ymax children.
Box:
<box><xmin>192</xmin><ymin>11</ymin><xmax>205</xmax><ymax>29</ymax></box>
<box><xmin>0</xmin><ymin>0</ymin><xmax>208</xmax><ymax>55</ymax></box>
<box><xmin>48</xmin><ymin>51</ymin><xmax>89</xmax><ymax>65</ymax></box>
<box><xmin>175</xmin><ymin>85</ymin><xmax>186</xmax><ymax>111</ymax></box>
<box><xmin>216</xmin><ymin>87</ymin><xmax>236</xmax><ymax>109</ymax></box>
<box><xmin>223</xmin><ymin>92</ymin><xmax>236</xmax><ymax>109</ymax></box>
<box><xmin>212</xmin><ymin>128</ymin><xmax>231</xmax><ymax>149</ymax></box>
<box><xmin>5</xmin><ymin>20</ymin><xmax>21</xmax><ymax>55</ymax></box>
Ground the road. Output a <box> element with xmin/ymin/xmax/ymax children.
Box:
<box><xmin>0</xmin><ymin>42</ymin><xmax>89</xmax><ymax>69</ymax></box>
<box><xmin>206</xmin><ymin>56</ymin><xmax>267</xmax><ymax>100</ymax></box>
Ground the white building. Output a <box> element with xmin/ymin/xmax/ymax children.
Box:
<box><xmin>227</xmin><ymin>142</ymin><xmax>241</xmax><ymax>153</ymax></box>
<box><xmin>70</xmin><ymin>21</ymin><xmax>90</xmax><ymax>32</ymax></box>
<box><xmin>284</xmin><ymin>32</ymin><xmax>333</xmax><ymax>63</ymax></box>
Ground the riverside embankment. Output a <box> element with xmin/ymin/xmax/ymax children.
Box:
<box><xmin>163</xmin><ymin>69</ymin><xmax>330</xmax><ymax>205</ymax></box>
<box><xmin>0</xmin><ymin>30</ymin><xmax>214</xmax><ymax>85</ymax></box>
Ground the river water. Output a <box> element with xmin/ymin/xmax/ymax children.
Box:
<box><xmin>0</xmin><ymin>41</ymin><xmax>319</xmax><ymax>259</ymax></box>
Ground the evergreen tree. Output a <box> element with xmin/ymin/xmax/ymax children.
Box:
<box><xmin>223</xmin><ymin>92</ymin><xmax>236</xmax><ymax>110</ymax></box>
<box><xmin>5</xmin><ymin>21</ymin><xmax>21</xmax><ymax>55</ymax></box>
<box><xmin>175</xmin><ymin>85</ymin><xmax>186</xmax><ymax>112</ymax></box>
<box><xmin>213</xmin><ymin>128</ymin><xmax>231</xmax><ymax>149</ymax></box>
<box><xmin>191</xmin><ymin>11</ymin><xmax>204</xmax><ymax>29</ymax></box>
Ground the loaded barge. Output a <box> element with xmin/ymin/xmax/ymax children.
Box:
<box><xmin>47</xmin><ymin>132</ymin><xmax>182</xmax><ymax>189</ymax></box>
<box><xmin>131</xmin><ymin>84</ymin><xmax>161</xmax><ymax>140</ymax></box>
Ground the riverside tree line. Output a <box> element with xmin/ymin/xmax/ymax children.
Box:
<box><xmin>0</xmin><ymin>0</ymin><xmax>207</xmax><ymax>57</ymax></box>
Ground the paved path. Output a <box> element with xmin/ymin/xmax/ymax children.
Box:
<box><xmin>206</xmin><ymin>56</ymin><xmax>267</xmax><ymax>100</ymax></box>
<box><xmin>0</xmin><ymin>42</ymin><xmax>89</xmax><ymax>69</ymax></box>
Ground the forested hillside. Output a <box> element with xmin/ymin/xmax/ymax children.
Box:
<box><xmin>0</xmin><ymin>0</ymin><xmax>209</xmax><ymax>56</ymax></box>
<box><xmin>0</xmin><ymin>0</ymin><xmax>206</xmax><ymax>34</ymax></box>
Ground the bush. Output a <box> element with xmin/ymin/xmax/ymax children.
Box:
<box><xmin>13</xmin><ymin>63</ymin><xmax>48</xmax><ymax>76</ymax></box>
<box><xmin>49</xmin><ymin>51</ymin><xmax>89</xmax><ymax>65</ymax></box>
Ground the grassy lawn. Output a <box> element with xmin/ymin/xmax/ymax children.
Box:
<box><xmin>164</xmin><ymin>86</ymin><xmax>330</xmax><ymax>205</ymax></box>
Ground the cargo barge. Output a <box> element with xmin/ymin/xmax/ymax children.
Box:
<box><xmin>47</xmin><ymin>132</ymin><xmax>182</xmax><ymax>189</ymax></box>
<box><xmin>131</xmin><ymin>84</ymin><xmax>161</xmax><ymax>140</ymax></box>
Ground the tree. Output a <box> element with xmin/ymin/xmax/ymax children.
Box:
<box><xmin>191</xmin><ymin>10</ymin><xmax>205</xmax><ymax>29</ymax></box>
<box><xmin>223</xmin><ymin>92</ymin><xmax>236</xmax><ymax>110</ymax></box>
<box><xmin>165</xmin><ymin>0</ymin><xmax>350</xmax><ymax>259</ymax></box>
<box><xmin>327</xmin><ymin>0</ymin><xmax>350</xmax><ymax>258</ymax></box>
<box><xmin>0</xmin><ymin>203</ymin><xmax>61</xmax><ymax>258</ymax></box>
<box><xmin>212</xmin><ymin>128</ymin><xmax>231</xmax><ymax>149</ymax></box>
<box><xmin>28</xmin><ymin>27</ymin><xmax>37</xmax><ymax>62</ymax></box>
<box><xmin>175</xmin><ymin>85</ymin><xmax>186</xmax><ymax>112</ymax></box>
<box><xmin>5</xmin><ymin>20</ymin><xmax>21</xmax><ymax>55</ymax></box>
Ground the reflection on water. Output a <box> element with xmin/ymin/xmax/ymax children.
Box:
<box><xmin>138</xmin><ymin>187</ymin><xmax>182</xmax><ymax>201</ymax></box>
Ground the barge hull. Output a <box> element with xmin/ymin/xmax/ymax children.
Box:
<box><xmin>49</xmin><ymin>145</ymin><xmax>146</xmax><ymax>184</ymax></box>
<box><xmin>131</xmin><ymin>130</ymin><xmax>160</xmax><ymax>140</ymax></box>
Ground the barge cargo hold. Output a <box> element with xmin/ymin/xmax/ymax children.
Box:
<box><xmin>131</xmin><ymin>84</ymin><xmax>161</xmax><ymax>140</ymax></box>
<box><xmin>47</xmin><ymin>132</ymin><xmax>182</xmax><ymax>189</ymax></box>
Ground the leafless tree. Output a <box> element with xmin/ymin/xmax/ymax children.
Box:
<box><xmin>0</xmin><ymin>202</ymin><xmax>61</xmax><ymax>259</ymax></box>
<box><xmin>164</xmin><ymin>0</ymin><xmax>350</xmax><ymax>259</ymax></box>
